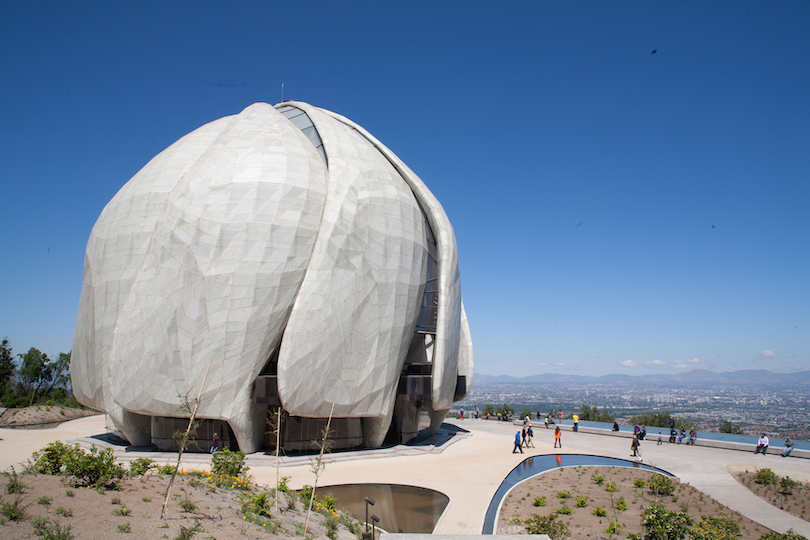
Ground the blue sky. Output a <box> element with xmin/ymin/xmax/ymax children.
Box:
<box><xmin>1</xmin><ymin>1</ymin><xmax>808</xmax><ymax>377</ymax></box>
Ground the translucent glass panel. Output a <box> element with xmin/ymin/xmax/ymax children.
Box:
<box><xmin>276</xmin><ymin>105</ymin><xmax>328</xmax><ymax>166</ymax></box>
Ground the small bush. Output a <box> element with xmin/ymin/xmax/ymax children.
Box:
<box><xmin>142</xmin><ymin>496</ymin><xmax>152</xmax><ymax>502</ymax></box>
<box><xmin>556</xmin><ymin>506</ymin><xmax>572</xmax><ymax>515</ymax></box>
<box><xmin>299</xmin><ymin>484</ymin><xmax>314</xmax><ymax>503</ymax></box>
<box><xmin>37</xmin><ymin>496</ymin><xmax>53</xmax><ymax>505</ymax></box>
<box><xmin>321</xmin><ymin>493</ymin><xmax>336</xmax><ymax>512</ymax></box>
<box><xmin>112</xmin><ymin>506</ymin><xmax>132</xmax><ymax>516</ymax></box>
<box><xmin>128</xmin><ymin>457</ymin><xmax>156</xmax><ymax>476</ymax></box>
<box><xmin>4</xmin><ymin>466</ymin><xmax>26</xmax><ymax>494</ymax></box>
<box><xmin>65</xmin><ymin>490</ymin><xmax>74</xmax><ymax>497</ymax></box>
<box><xmin>780</xmin><ymin>476</ymin><xmax>798</xmax><ymax>495</ymax></box>
<box><xmin>55</xmin><ymin>507</ymin><xmax>73</xmax><ymax>517</ymax></box>
<box><xmin>277</xmin><ymin>476</ymin><xmax>290</xmax><ymax>493</ymax></box>
<box><xmin>576</xmin><ymin>496</ymin><xmax>588</xmax><ymax>507</ymax></box>
<box><xmin>325</xmin><ymin>514</ymin><xmax>339</xmax><ymax>540</ymax></box>
<box><xmin>174</xmin><ymin>520</ymin><xmax>204</xmax><ymax>540</ymax></box>
<box><xmin>557</xmin><ymin>490</ymin><xmax>571</xmax><ymax>499</ymax></box>
<box><xmin>605</xmin><ymin>521</ymin><xmax>622</xmax><ymax>535</ymax></box>
<box><xmin>31</xmin><ymin>516</ymin><xmax>75</xmax><ymax>539</ymax></box>
<box><xmin>178</xmin><ymin>496</ymin><xmax>197</xmax><ymax>513</ymax></box>
<box><xmin>157</xmin><ymin>464</ymin><xmax>176</xmax><ymax>475</ymax></box>
<box><xmin>634</xmin><ymin>478</ymin><xmax>647</xmax><ymax>488</ymax></box>
<box><xmin>118</xmin><ymin>522</ymin><xmax>132</xmax><ymax>533</ymax></box>
<box><xmin>534</xmin><ymin>496</ymin><xmax>547</xmax><ymax>507</ymax></box>
<box><xmin>241</xmin><ymin>490</ymin><xmax>272</xmax><ymax>516</ymax></box>
<box><xmin>111</xmin><ymin>496</ymin><xmax>122</xmax><ymax>505</ymax></box>
<box><xmin>211</xmin><ymin>448</ymin><xmax>249</xmax><ymax>478</ymax></box>
<box><xmin>592</xmin><ymin>474</ymin><xmax>605</xmax><ymax>485</ymax></box>
<box><xmin>648</xmin><ymin>474</ymin><xmax>675</xmax><ymax>496</ymax></box>
<box><xmin>759</xmin><ymin>530</ymin><xmax>809</xmax><ymax>540</ymax></box>
<box><xmin>32</xmin><ymin>442</ymin><xmax>83</xmax><ymax>476</ymax></box>
<box><xmin>0</xmin><ymin>496</ymin><xmax>28</xmax><ymax>522</ymax></box>
<box><xmin>641</xmin><ymin>503</ymin><xmax>693</xmax><ymax>540</ymax></box>
<box><xmin>755</xmin><ymin>468</ymin><xmax>778</xmax><ymax>485</ymax></box>
<box><xmin>691</xmin><ymin>513</ymin><xmax>740</xmax><ymax>540</ymax></box>
<box><xmin>605</xmin><ymin>482</ymin><xmax>619</xmax><ymax>492</ymax></box>
<box><xmin>616</xmin><ymin>496</ymin><xmax>628</xmax><ymax>511</ymax></box>
<box><xmin>525</xmin><ymin>513</ymin><xmax>570</xmax><ymax>539</ymax></box>
<box><xmin>63</xmin><ymin>446</ymin><xmax>127</xmax><ymax>489</ymax></box>
<box><xmin>593</xmin><ymin>506</ymin><xmax>607</xmax><ymax>517</ymax></box>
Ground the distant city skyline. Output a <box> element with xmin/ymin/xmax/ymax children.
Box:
<box><xmin>1</xmin><ymin>2</ymin><xmax>808</xmax><ymax>378</ymax></box>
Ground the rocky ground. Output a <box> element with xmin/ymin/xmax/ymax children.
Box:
<box><xmin>497</xmin><ymin>465</ymin><xmax>774</xmax><ymax>540</ymax></box>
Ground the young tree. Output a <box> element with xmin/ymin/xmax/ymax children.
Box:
<box><xmin>19</xmin><ymin>348</ymin><xmax>51</xmax><ymax>405</ymax></box>
<box><xmin>304</xmin><ymin>404</ymin><xmax>335</xmax><ymax>537</ymax></box>
<box><xmin>0</xmin><ymin>339</ymin><xmax>15</xmax><ymax>391</ymax></box>
<box><xmin>43</xmin><ymin>352</ymin><xmax>71</xmax><ymax>395</ymax></box>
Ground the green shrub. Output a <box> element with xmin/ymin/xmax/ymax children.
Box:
<box><xmin>4</xmin><ymin>466</ymin><xmax>26</xmax><ymax>494</ymax></box>
<box><xmin>178</xmin><ymin>495</ymin><xmax>197</xmax><ymax>513</ymax></box>
<box><xmin>534</xmin><ymin>496</ymin><xmax>547</xmax><ymax>507</ymax></box>
<box><xmin>605</xmin><ymin>521</ymin><xmax>623</xmax><ymax>535</ymax></box>
<box><xmin>111</xmin><ymin>496</ymin><xmax>122</xmax><ymax>505</ymax></box>
<box><xmin>211</xmin><ymin>448</ymin><xmax>248</xmax><ymax>478</ymax></box>
<box><xmin>616</xmin><ymin>496</ymin><xmax>628</xmax><ymax>511</ymax></box>
<box><xmin>55</xmin><ymin>507</ymin><xmax>73</xmax><ymax>517</ymax></box>
<box><xmin>593</xmin><ymin>506</ymin><xmax>607</xmax><ymax>517</ymax></box>
<box><xmin>592</xmin><ymin>474</ymin><xmax>605</xmax><ymax>485</ymax></box>
<box><xmin>759</xmin><ymin>530</ymin><xmax>808</xmax><ymax>540</ymax></box>
<box><xmin>31</xmin><ymin>516</ymin><xmax>75</xmax><ymax>539</ymax></box>
<box><xmin>634</xmin><ymin>478</ymin><xmax>647</xmax><ymax>488</ymax></box>
<box><xmin>112</xmin><ymin>506</ymin><xmax>132</xmax><ymax>516</ymax></box>
<box><xmin>691</xmin><ymin>513</ymin><xmax>741</xmax><ymax>540</ymax></box>
<box><xmin>65</xmin><ymin>490</ymin><xmax>74</xmax><ymax>498</ymax></box>
<box><xmin>241</xmin><ymin>490</ymin><xmax>272</xmax><ymax>516</ymax></box>
<box><xmin>780</xmin><ymin>476</ymin><xmax>798</xmax><ymax>494</ymax></box>
<box><xmin>576</xmin><ymin>496</ymin><xmax>588</xmax><ymax>507</ymax></box>
<box><xmin>557</xmin><ymin>490</ymin><xmax>571</xmax><ymax>499</ymax></box>
<box><xmin>641</xmin><ymin>503</ymin><xmax>693</xmax><ymax>540</ymax></box>
<box><xmin>174</xmin><ymin>520</ymin><xmax>203</xmax><ymax>540</ymax></box>
<box><xmin>325</xmin><ymin>515</ymin><xmax>339</xmax><ymax>540</ymax></box>
<box><xmin>299</xmin><ymin>484</ymin><xmax>314</xmax><ymax>503</ymax></box>
<box><xmin>157</xmin><ymin>464</ymin><xmax>176</xmax><ymax>475</ymax></box>
<box><xmin>648</xmin><ymin>475</ymin><xmax>675</xmax><ymax>496</ymax></box>
<box><xmin>37</xmin><ymin>496</ymin><xmax>53</xmax><ymax>505</ymax></box>
<box><xmin>0</xmin><ymin>496</ymin><xmax>28</xmax><ymax>522</ymax></box>
<box><xmin>128</xmin><ymin>457</ymin><xmax>156</xmax><ymax>476</ymax></box>
<box><xmin>605</xmin><ymin>482</ymin><xmax>618</xmax><ymax>492</ymax></box>
<box><xmin>277</xmin><ymin>476</ymin><xmax>290</xmax><ymax>493</ymax></box>
<box><xmin>33</xmin><ymin>442</ymin><xmax>83</xmax><ymax>476</ymax></box>
<box><xmin>525</xmin><ymin>513</ymin><xmax>570</xmax><ymax>539</ymax></box>
<box><xmin>755</xmin><ymin>468</ymin><xmax>778</xmax><ymax>485</ymax></box>
<box><xmin>556</xmin><ymin>506</ymin><xmax>572</xmax><ymax>515</ymax></box>
<box><xmin>320</xmin><ymin>493</ymin><xmax>336</xmax><ymax>512</ymax></box>
<box><xmin>117</xmin><ymin>522</ymin><xmax>132</xmax><ymax>533</ymax></box>
<box><xmin>62</xmin><ymin>446</ymin><xmax>126</xmax><ymax>489</ymax></box>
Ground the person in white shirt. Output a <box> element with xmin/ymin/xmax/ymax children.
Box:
<box><xmin>755</xmin><ymin>434</ymin><xmax>769</xmax><ymax>455</ymax></box>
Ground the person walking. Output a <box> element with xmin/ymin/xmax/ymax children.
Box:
<box><xmin>513</xmin><ymin>430</ymin><xmax>524</xmax><ymax>453</ymax></box>
<box><xmin>521</xmin><ymin>425</ymin><xmax>528</xmax><ymax>448</ymax></box>
<box><xmin>554</xmin><ymin>425</ymin><xmax>562</xmax><ymax>448</ymax></box>
<box><xmin>526</xmin><ymin>425</ymin><xmax>535</xmax><ymax>448</ymax></box>
<box><xmin>631</xmin><ymin>434</ymin><xmax>641</xmax><ymax>457</ymax></box>
<box><xmin>572</xmin><ymin>413</ymin><xmax>579</xmax><ymax>432</ymax></box>
<box><xmin>544</xmin><ymin>416</ymin><xmax>549</xmax><ymax>429</ymax></box>
<box><xmin>210</xmin><ymin>432</ymin><xmax>221</xmax><ymax>454</ymax></box>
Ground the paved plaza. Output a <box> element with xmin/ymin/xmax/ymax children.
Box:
<box><xmin>2</xmin><ymin>415</ymin><xmax>809</xmax><ymax>535</ymax></box>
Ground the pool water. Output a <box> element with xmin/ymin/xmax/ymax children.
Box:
<box><xmin>318</xmin><ymin>483</ymin><xmax>449</xmax><ymax>534</ymax></box>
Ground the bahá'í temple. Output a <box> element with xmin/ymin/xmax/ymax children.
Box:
<box><xmin>71</xmin><ymin>102</ymin><xmax>473</xmax><ymax>454</ymax></box>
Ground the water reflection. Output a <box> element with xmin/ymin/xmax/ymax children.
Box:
<box><xmin>318</xmin><ymin>484</ymin><xmax>449</xmax><ymax>534</ymax></box>
<box><xmin>482</xmin><ymin>454</ymin><xmax>674</xmax><ymax>534</ymax></box>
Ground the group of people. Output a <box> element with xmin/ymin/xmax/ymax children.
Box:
<box><xmin>755</xmin><ymin>434</ymin><xmax>794</xmax><ymax>457</ymax></box>
<box><xmin>512</xmin><ymin>416</ymin><xmax>538</xmax><ymax>453</ymax></box>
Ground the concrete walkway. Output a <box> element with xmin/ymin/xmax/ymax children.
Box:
<box><xmin>2</xmin><ymin>415</ymin><xmax>809</xmax><ymax>535</ymax></box>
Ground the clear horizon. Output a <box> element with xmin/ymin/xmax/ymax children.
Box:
<box><xmin>1</xmin><ymin>2</ymin><xmax>808</xmax><ymax>377</ymax></box>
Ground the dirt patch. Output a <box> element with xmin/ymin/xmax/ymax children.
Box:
<box><xmin>1</xmin><ymin>471</ymin><xmax>359</xmax><ymax>539</ymax></box>
<box><xmin>734</xmin><ymin>467</ymin><xmax>810</xmax><ymax>522</ymax></box>
<box><xmin>496</xmin><ymin>465</ymin><xmax>772</xmax><ymax>540</ymax></box>
<box><xmin>0</xmin><ymin>406</ymin><xmax>99</xmax><ymax>427</ymax></box>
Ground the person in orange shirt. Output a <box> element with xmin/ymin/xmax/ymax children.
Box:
<box><xmin>554</xmin><ymin>425</ymin><xmax>562</xmax><ymax>448</ymax></box>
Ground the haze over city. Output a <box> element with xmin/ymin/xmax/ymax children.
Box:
<box><xmin>1</xmin><ymin>2</ymin><xmax>808</xmax><ymax>378</ymax></box>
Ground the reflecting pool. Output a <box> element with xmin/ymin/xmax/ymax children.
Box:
<box><xmin>318</xmin><ymin>483</ymin><xmax>449</xmax><ymax>534</ymax></box>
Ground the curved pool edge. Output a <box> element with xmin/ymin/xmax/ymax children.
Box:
<box><xmin>483</xmin><ymin>454</ymin><xmax>676</xmax><ymax>534</ymax></box>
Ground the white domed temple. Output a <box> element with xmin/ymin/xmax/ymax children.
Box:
<box><xmin>71</xmin><ymin>102</ymin><xmax>472</xmax><ymax>453</ymax></box>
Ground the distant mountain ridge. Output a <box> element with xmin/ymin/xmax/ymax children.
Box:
<box><xmin>473</xmin><ymin>369</ymin><xmax>810</xmax><ymax>386</ymax></box>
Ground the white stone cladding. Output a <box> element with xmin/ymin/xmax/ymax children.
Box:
<box><xmin>72</xmin><ymin>102</ymin><xmax>472</xmax><ymax>452</ymax></box>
